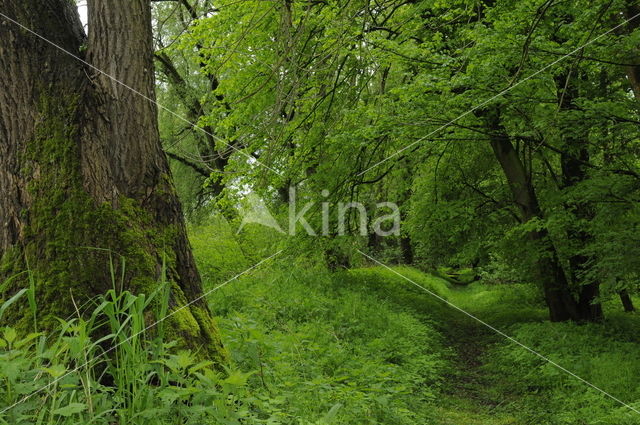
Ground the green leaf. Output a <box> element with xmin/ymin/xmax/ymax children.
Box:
<box><xmin>0</xmin><ymin>288</ymin><xmax>28</xmax><ymax>321</ymax></box>
<box><xmin>319</xmin><ymin>403</ymin><xmax>342</xmax><ymax>424</ymax></box>
<box><xmin>15</xmin><ymin>332</ymin><xmax>44</xmax><ymax>349</ymax></box>
<box><xmin>222</xmin><ymin>370</ymin><xmax>255</xmax><ymax>387</ymax></box>
<box><xmin>3</xmin><ymin>327</ymin><xmax>17</xmax><ymax>344</ymax></box>
<box><xmin>52</xmin><ymin>403</ymin><xmax>86</xmax><ymax>417</ymax></box>
<box><xmin>42</xmin><ymin>364</ymin><xmax>66</xmax><ymax>378</ymax></box>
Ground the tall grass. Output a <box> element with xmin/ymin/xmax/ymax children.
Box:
<box><xmin>0</xmin><ymin>259</ymin><xmax>253</xmax><ymax>425</ymax></box>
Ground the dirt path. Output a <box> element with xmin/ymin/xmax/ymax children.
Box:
<box><xmin>432</xmin><ymin>313</ymin><xmax>519</xmax><ymax>425</ymax></box>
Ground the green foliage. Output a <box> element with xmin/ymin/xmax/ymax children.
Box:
<box><xmin>0</xmin><ymin>277</ymin><xmax>251</xmax><ymax>424</ymax></box>
<box><xmin>0</xmin><ymin>230</ymin><xmax>452</xmax><ymax>424</ymax></box>
<box><xmin>483</xmin><ymin>319</ymin><xmax>640</xmax><ymax>424</ymax></box>
<box><xmin>209</xmin><ymin>262</ymin><xmax>448</xmax><ymax>424</ymax></box>
<box><xmin>336</xmin><ymin>266</ymin><xmax>640</xmax><ymax>423</ymax></box>
<box><xmin>189</xmin><ymin>215</ymin><xmax>251</xmax><ymax>284</ymax></box>
<box><xmin>157</xmin><ymin>0</ymin><xmax>640</xmax><ymax>308</ymax></box>
<box><xmin>8</xmin><ymin>0</ymin><xmax>640</xmax><ymax>422</ymax></box>
<box><xmin>3</xmin><ymin>220</ymin><xmax>640</xmax><ymax>424</ymax></box>
<box><xmin>158</xmin><ymin>0</ymin><xmax>638</xmax><ymax>317</ymax></box>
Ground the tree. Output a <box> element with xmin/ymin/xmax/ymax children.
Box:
<box><xmin>482</xmin><ymin>109</ymin><xmax>579</xmax><ymax>321</ymax></box>
<box><xmin>0</xmin><ymin>0</ymin><xmax>225</xmax><ymax>362</ymax></box>
<box><xmin>156</xmin><ymin>0</ymin><xmax>640</xmax><ymax>322</ymax></box>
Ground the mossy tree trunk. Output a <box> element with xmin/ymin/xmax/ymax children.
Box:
<box><xmin>0</xmin><ymin>0</ymin><xmax>225</xmax><ymax>363</ymax></box>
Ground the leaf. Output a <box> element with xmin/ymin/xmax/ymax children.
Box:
<box><xmin>222</xmin><ymin>370</ymin><xmax>255</xmax><ymax>387</ymax></box>
<box><xmin>189</xmin><ymin>360</ymin><xmax>214</xmax><ymax>373</ymax></box>
<box><xmin>15</xmin><ymin>332</ymin><xmax>44</xmax><ymax>349</ymax></box>
<box><xmin>52</xmin><ymin>403</ymin><xmax>86</xmax><ymax>417</ymax></box>
<box><xmin>42</xmin><ymin>364</ymin><xmax>66</xmax><ymax>378</ymax></box>
<box><xmin>319</xmin><ymin>403</ymin><xmax>343</xmax><ymax>424</ymax></box>
<box><xmin>0</xmin><ymin>288</ymin><xmax>28</xmax><ymax>321</ymax></box>
<box><xmin>174</xmin><ymin>350</ymin><xmax>195</xmax><ymax>369</ymax></box>
<box><xmin>3</xmin><ymin>327</ymin><xmax>17</xmax><ymax>344</ymax></box>
<box><xmin>1</xmin><ymin>361</ymin><xmax>21</xmax><ymax>381</ymax></box>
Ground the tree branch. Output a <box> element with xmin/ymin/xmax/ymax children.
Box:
<box><xmin>166</xmin><ymin>151</ymin><xmax>210</xmax><ymax>177</ymax></box>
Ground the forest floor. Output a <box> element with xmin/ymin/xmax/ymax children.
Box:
<box><xmin>195</xmin><ymin>227</ymin><xmax>640</xmax><ymax>425</ymax></box>
<box><xmin>365</xmin><ymin>275</ymin><xmax>522</xmax><ymax>424</ymax></box>
<box><xmin>363</xmin><ymin>268</ymin><xmax>640</xmax><ymax>425</ymax></box>
<box><xmin>432</xmin><ymin>304</ymin><xmax>519</xmax><ymax>425</ymax></box>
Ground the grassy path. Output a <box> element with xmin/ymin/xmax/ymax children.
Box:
<box><xmin>347</xmin><ymin>268</ymin><xmax>540</xmax><ymax>424</ymax></box>
<box><xmin>207</xmin><ymin>262</ymin><xmax>640</xmax><ymax>424</ymax></box>
<box><xmin>348</xmin><ymin>266</ymin><xmax>640</xmax><ymax>425</ymax></box>
<box><xmin>433</xmin><ymin>309</ymin><xmax>519</xmax><ymax>425</ymax></box>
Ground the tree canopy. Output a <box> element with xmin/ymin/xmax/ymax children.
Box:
<box><xmin>155</xmin><ymin>0</ymin><xmax>640</xmax><ymax>321</ymax></box>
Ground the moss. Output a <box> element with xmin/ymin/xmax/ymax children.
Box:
<box><xmin>191</xmin><ymin>305</ymin><xmax>227</xmax><ymax>362</ymax></box>
<box><xmin>0</xmin><ymin>247</ymin><xmax>20</xmax><ymax>284</ymax></box>
<box><xmin>0</xmin><ymin>92</ymin><xmax>225</xmax><ymax>365</ymax></box>
<box><xmin>11</xmin><ymin>94</ymin><xmax>166</xmax><ymax>329</ymax></box>
<box><xmin>161</xmin><ymin>281</ymin><xmax>227</xmax><ymax>364</ymax></box>
<box><xmin>167</xmin><ymin>307</ymin><xmax>201</xmax><ymax>339</ymax></box>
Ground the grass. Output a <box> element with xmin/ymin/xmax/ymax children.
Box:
<box><xmin>1</xmin><ymin>220</ymin><xmax>640</xmax><ymax>424</ymax></box>
<box><xmin>335</xmin><ymin>265</ymin><xmax>640</xmax><ymax>424</ymax></box>
<box><xmin>205</xmin><ymin>261</ymin><xmax>449</xmax><ymax>424</ymax></box>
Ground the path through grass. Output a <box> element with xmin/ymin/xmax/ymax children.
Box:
<box><xmin>345</xmin><ymin>267</ymin><xmax>640</xmax><ymax>424</ymax></box>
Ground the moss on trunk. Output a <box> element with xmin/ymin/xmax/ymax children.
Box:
<box><xmin>0</xmin><ymin>0</ymin><xmax>226</xmax><ymax>364</ymax></box>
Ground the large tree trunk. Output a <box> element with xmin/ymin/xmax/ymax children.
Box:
<box><xmin>0</xmin><ymin>0</ymin><xmax>225</xmax><ymax>363</ymax></box>
<box><xmin>484</xmin><ymin>111</ymin><xmax>579</xmax><ymax>322</ymax></box>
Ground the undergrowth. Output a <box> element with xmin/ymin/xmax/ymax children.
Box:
<box><xmin>1</xmin><ymin>217</ymin><xmax>639</xmax><ymax>424</ymax></box>
<box><xmin>207</xmin><ymin>261</ymin><xmax>448</xmax><ymax>424</ymax></box>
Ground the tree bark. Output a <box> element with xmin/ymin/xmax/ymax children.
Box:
<box><xmin>0</xmin><ymin>0</ymin><xmax>225</xmax><ymax>363</ymax></box>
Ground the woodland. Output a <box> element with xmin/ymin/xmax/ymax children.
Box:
<box><xmin>0</xmin><ymin>0</ymin><xmax>640</xmax><ymax>423</ymax></box>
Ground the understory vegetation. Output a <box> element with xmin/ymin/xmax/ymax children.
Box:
<box><xmin>1</xmin><ymin>223</ymin><xmax>639</xmax><ymax>424</ymax></box>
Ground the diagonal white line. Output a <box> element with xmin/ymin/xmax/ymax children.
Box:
<box><xmin>357</xmin><ymin>249</ymin><xmax>640</xmax><ymax>415</ymax></box>
<box><xmin>0</xmin><ymin>11</ymin><xmax>283</xmax><ymax>177</ymax></box>
<box><xmin>0</xmin><ymin>250</ymin><xmax>283</xmax><ymax>416</ymax></box>
<box><xmin>357</xmin><ymin>11</ymin><xmax>640</xmax><ymax>177</ymax></box>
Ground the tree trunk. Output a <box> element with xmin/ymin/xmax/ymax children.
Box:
<box><xmin>624</xmin><ymin>4</ymin><xmax>640</xmax><ymax>99</ymax></box>
<box><xmin>484</xmin><ymin>111</ymin><xmax>579</xmax><ymax>322</ymax></box>
<box><xmin>620</xmin><ymin>289</ymin><xmax>635</xmax><ymax>312</ymax></box>
<box><xmin>0</xmin><ymin>0</ymin><xmax>225</xmax><ymax>363</ymax></box>
<box><xmin>560</xmin><ymin>147</ymin><xmax>601</xmax><ymax>321</ymax></box>
<box><xmin>400</xmin><ymin>235</ymin><xmax>414</xmax><ymax>265</ymax></box>
<box><xmin>556</xmin><ymin>74</ymin><xmax>603</xmax><ymax>322</ymax></box>
<box><xmin>398</xmin><ymin>183</ymin><xmax>414</xmax><ymax>265</ymax></box>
